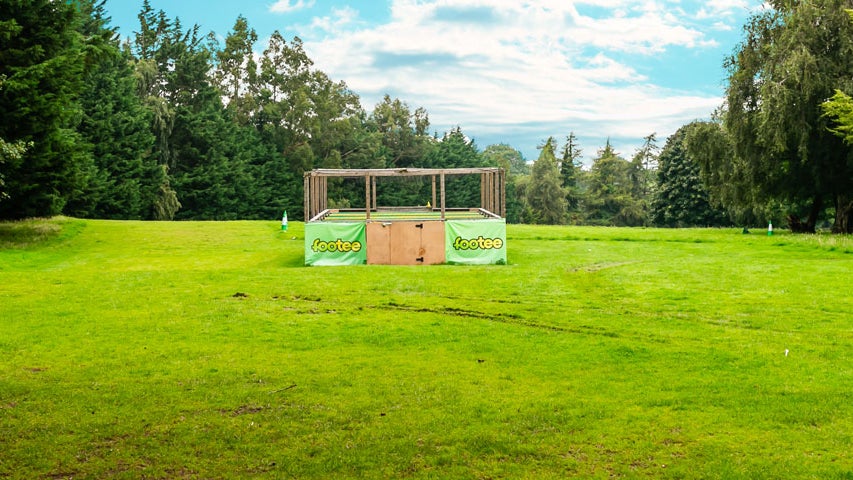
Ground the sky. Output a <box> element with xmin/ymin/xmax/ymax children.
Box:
<box><xmin>103</xmin><ymin>0</ymin><xmax>762</xmax><ymax>164</ymax></box>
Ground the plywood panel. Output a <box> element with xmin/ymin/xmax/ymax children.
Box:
<box><xmin>366</xmin><ymin>221</ymin><xmax>446</xmax><ymax>265</ymax></box>
<box><xmin>388</xmin><ymin>223</ymin><xmax>421</xmax><ymax>265</ymax></box>
<box><xmin>419</xmin><ymin>221</ymin><xmax>446</xmax><ymax>265</ymax></box>
<box><xmin>366</xmin><ymin>222</ymin><xmax>391</xmax><ymax>265</ymax></box>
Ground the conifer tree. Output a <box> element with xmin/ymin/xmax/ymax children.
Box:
<box><xmin>0</xmin><ymin>0</ymin><xmax>88</xmax><ymax>218</ymax></box>
<box><xmin>526</xmin><ymin>137</ymin><xmax>567</xmax><ymax>224</ymax></box>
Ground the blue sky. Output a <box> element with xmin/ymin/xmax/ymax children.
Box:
<box><xmin>103</xmin><ymin>0</ymin><xmax>761</xmax><ymax>164</ymax></box>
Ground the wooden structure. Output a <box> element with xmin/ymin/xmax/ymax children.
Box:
<box><xmin>304</xmin><ymin>167</ymin><xmax>506</xmax><ymax>222</ymax></box>
<box><xmin>303</xmin><ymin>168</ymin><xmax>507</xmax><ymax>266</ymax></box>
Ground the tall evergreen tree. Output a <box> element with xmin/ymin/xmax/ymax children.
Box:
<box><xmin>630</xmin><ymin>133</ymin><xmax>658</xmax><ymax>199</ymax></box>
<box><xmin>526</xmin><ymin>137</ymin><xmax>567</xmax><ymax>224</ymax></box>
<box><xmin>652</xmin><ymin>124</ymin><xmax>727</xmax><ymax>227</ymax></box>
<box><xmin>214</xmin><ymin>16</ymin><xmax>258</xmax><ymax>126</ymax></box>
<box><xmin>425</xmin><ymin>127</ymin><xmax>483</xmax><ymax>208</ymax></box>
<box><xmin>586</xmin><ymin>140</ymin><xmax>645</xmax><ymax>226</ymax></box>
<box><xmin>70</xmin><ymin>0</ymin><xmax>160</xmax><ymax>219</ymax></box>
<box><xmin>0</xmin><ymin>0</ymin><xmax>88</xmax><ymax>218</ymax></box>
<box><xmin>559</xmin><ymin>132</ymin><xmax>583</xmax><ymax>214</ymax></box>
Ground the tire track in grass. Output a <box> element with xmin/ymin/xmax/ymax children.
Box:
<box><xmin>376</xmin><ymin>302</ymin><xmax>619</xmax><ymax>338</ymax></box>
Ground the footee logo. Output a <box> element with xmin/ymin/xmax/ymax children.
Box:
<box><xmin>452</xmin><ymin>236</ymin><xmax>504</xmax><ymax>251</ymax></box>
<box><xmin>311</xmin><ymin>238</ymin><xmax>362</xmax><ymax>253</ymax></box>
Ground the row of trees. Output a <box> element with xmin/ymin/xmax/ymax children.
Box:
<box><xmin>688</xmin><ymin>0</ymin><xmax>853</xmax><ymax>233</ymax></box>
<box><xmin>2</xmin><ymin>0</ymin><xmax>851</xmax><ymax>231</ymax></box>
<box><xmin>508</xmin><ymin>129</ymin><xmax>726</xmax><ymax>227</ymax></box>
<box><xmin>516</xmin><ymin>0</ymin><xmax>853</xmax><ymax>233</ymax></box>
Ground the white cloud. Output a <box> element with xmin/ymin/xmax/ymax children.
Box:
<box><xmin>696</xmin><ymin>0</ymin><xmax>750</xmax><ymax>19</ymax></box>
<box><xmin>275</xmin><ymin>0</ymin><xmax>746</xmax><ymax>159</ymax></box>
<box><xmin>269</xmin><ymin>0</ymin><xmax>315</xmax><ymax>14</ymax></box>
<box><xmin>309</xmin><ymin>6</ymin><xmax>359</xmax><ymax>33</ymax></box>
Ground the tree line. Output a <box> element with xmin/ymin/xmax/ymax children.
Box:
<box><xmin>1</xmin><ymin>0</ymin><xmax>851</xmax><ymax>232</ymax></box>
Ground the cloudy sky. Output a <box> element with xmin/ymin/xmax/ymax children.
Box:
<box><xmin>104</xmin><ymin>0</ymin><xmax>760</xmax><ymax>163</ymax></box>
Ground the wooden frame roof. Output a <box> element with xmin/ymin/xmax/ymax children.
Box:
<box><xmin>304</xmin><ymin>167</ymin><xmax>506</xmax><ymax>221</ymax></box>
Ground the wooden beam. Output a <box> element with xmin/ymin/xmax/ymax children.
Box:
<box><xmin>364</xmin><ymin>174</ymin><xmax>371</xmax><ymax>219</ymax></box>
<box><xmin>303</xmin><ymin>167</ymin><xmax>506</xmax><ymax>218</ymax></box>
<box><xmin>480</xmin><ymin>173</ymin><xmax>486</xmax><ymax>211</ymax></box>
<box><xmin>307</xmin><ymin>167</ymin><xmax>503</xmax><ymax>178</ymax></box>
<box><xmin>321</xmin><ymin>177</ymin><xmax>327</xmax><ymax>213</ymax></box>
<box><xmin>495</xmin><ymin>169</ymin><xmax>506</xmax><ymax>218</ymax></box>
<box><xmin>440</xmin><ymin>172</ymin><xmax>446</xmax><ymax>220</ymax></box>
<box><xmin>303</xmin><ymin>174</ymin><xmax>310</xmax><ymax>221</ymax></box>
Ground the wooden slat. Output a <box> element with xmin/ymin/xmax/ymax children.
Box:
<box><xmin>495</xmin><ymin>169</ymin><xmax>506</xmax><ymax>218</ymax></box>
<box><xmin>480</xmin><ymin>173</ymin><xmax>486</xmax><ymax>211</ymax></box>
<box><xmin>440</xmin><ymin>172</ymin><xmax>446</xmax><ymax>220</ymax></box>
<box><xmin>364</xmin><ymin>175</ymin><xmax>371</xmax><ymax>220</ymax></box>
<box><xmin>303</xmin><ymin>175</ymin><xmax>310</xmax><ymax>221</ymax></box>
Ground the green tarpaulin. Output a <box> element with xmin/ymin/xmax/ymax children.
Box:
<box><xmin>305</xmin><ymin>222</ymin><xmax>367</xmax><ymax>266</ymax></box>
<box><xmin>445</xmin><ymin>219</ymin><xmax>507</xmax><ymax>265</ymax></box>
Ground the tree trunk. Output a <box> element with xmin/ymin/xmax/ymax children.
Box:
<box><xmin>832</xmin><ymin>194</ymin><xmax>853</xmax><ymax>234</ymax></box>
<box><xmin>788</xmin><ymin>197</ymin><xmax>822</xmax><ymax>233</ymax></box>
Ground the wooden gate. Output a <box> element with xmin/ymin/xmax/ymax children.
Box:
<box><xmin>366</xmin><ymin>221</ymin><xmax>445</xmax><ymax>265</ymax></box>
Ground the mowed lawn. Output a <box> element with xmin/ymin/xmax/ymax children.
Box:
<box><xmin>1</xmin><ymin>218</ymin><xmax>851</xmax><ymax>479</ymax></box>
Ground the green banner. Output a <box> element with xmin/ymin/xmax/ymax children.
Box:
<box><xmin>445</xmin><ymin>219</ymin><xmax>507</xmax><ymax>265</ymax></box>
<box><xmin>305</xmin><ymin>222</ymin><xmax>367</xmax><ymax>266</ymax></box>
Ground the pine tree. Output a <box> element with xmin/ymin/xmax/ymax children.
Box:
<box><xmin>559</xmin><ymin>132</ymin><xmax>583</xmax><ymax>213</ymax></box>
<box><xmin>70</xmin><ymin>0</ymin><xmax>159</xmax><ymax>219</ymax></box>
<box><xmin>651</xmin><ymin>125</ymin><xmax>727</xmax><ymax>227</ymax></box>
<box><xmin>526</xmin><ymin>137</ymin><xmax>567</xmax><ymax>224</ymax></box>
<box><xmin>0</xmin><ymin>0</ymin><xmax>88</xmax><ymax>218</ymax></box>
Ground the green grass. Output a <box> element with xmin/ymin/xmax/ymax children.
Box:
<box><xmin>1</xmin><ymin>218</ymin><xmax>852</xmax><ymax>479</ymax></box>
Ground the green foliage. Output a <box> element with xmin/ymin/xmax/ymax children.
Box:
<box><xmin>525</xmin><ymin>137</ymin><xmax>567</xmax><ymax>224</ymax></box>
<box><xmin>1</xmin><ymin>0</ymin><xmax>766</xmax><ymax>227</ymax></box>
<box><xmin>559</xmin><ymin>132</ymin><xmax>583</xmax><ymax>213</ymax></box>
<box><xmin>70</xmin><ymin>2</ymin><xmax>159</xmax><ymax>219</ymax></box>
<box><xmin>2</xmin><ymin>219</ymin><xmax>853</xmax><ymax>477</ymax></box>
<box><xmin>481</xmin><ymin>144</ymin><xmax>526</xmax><ymax>223</ymax></box>
<box><xmin>152</xmin><ymin>165</ymin><xmax>180</xmax><ymax>220</ymax></box>
<box><xmin>425</xmin><ymin>127</ymin><xmax>484</xmax><ymax>208</ymax></box>
<box><xmin>823</xmin><ymin>89</ymin><xmax>853</xmax><ymax>144</ymax></box>
<box><xmin>0</xmin><ymin>137</ymin><xmax>29</xmax><ymax>203</ymax></box>
<box><xmin>585</xmin><ymin>140</ymin><xmax>647</xmax><ymax>226</ymax></box>
<box><xmin>723</xmin><ymin>0</ymin><xmax>853</xmax><ymax>232</ymax></box>
<box><xmin>0</xmin><ymin>0</ymin><xmax>88</xmax><ymax>219</ymax></box>
<box><xmin>482</xmin><ymin>143</ymin><xmax>528</xmax><ymax>176</ymax></box>
<box><xmin>214</xmin><ymin>16</ymin><xmax>258</xmax><ymax>125</ymax></box>
<box><xmin>652</xmin><ymin>124</ymin><xmax>728</xmax><ymax>227</ymax></box>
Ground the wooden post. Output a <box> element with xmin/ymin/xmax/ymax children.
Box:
<box><xmin>489</xmin><ymin>172</ymin><xmax>500</xmax><ymax>215</ymax></box>
<box><xmin>491</xmin><ymin>172</ymin><xmax>499</xmax><ymax>215</ymax></box>
<box><xmin>303</xmin><ymin>174</ymin><xmax>310</xmax><ymax>221</ymax></box>
<box><xmin>480</xmin><ymin>173</ymin><xmax>486</xmax><ymax>211</ymax></box>
<box><xmin>364</xmin><ymin>174</ymin><xmax>371</xmax><ymax>219</ymax></box>
<box><xmin>496</xmin><ymin>169</ymin><xmax>506</xmax><ymax>218</ymax></box>
<box><xmin>372</xmin><ymin>176</ymin><xmax>377</xmax><ymax>210</ymax></box>
<box><xmin>310</xmin><ymin>175</ymin><xmax>318</xmax><ymax>219</ymax></box>
<box><xmin>320</xmin><ymin>177</ymin><xmax>327</xmax><ymax>213</ymax></box>
<box><xmin>431</xmin><ymin>175</ymin><xmax>437</xmax><ymax>210</ymax></box>
<box><xmin>440</xmin><ymin>172</ymin><xmax>446</xmax><ymax>220</ymax></box>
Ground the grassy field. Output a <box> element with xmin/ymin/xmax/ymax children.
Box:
<box><xmin>1</xmin><ymin>218</ymin><xmax>851</xmax><ymax>479</ymax></box>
